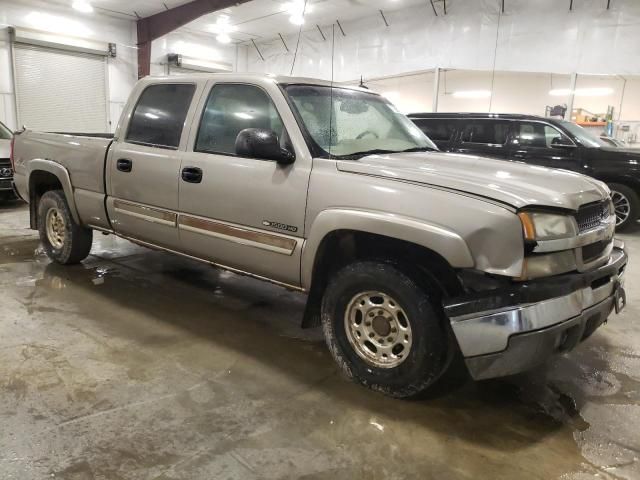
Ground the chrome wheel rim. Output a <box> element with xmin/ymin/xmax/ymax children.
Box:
<box><xmin>344</xmin><ymin>291</ymin><xmax>413</xmax><ymax>369</ymax></box>
<box><xmin>45</xmin><ymin>207</ymin><xmax>66</xmax><ymax>250</ymax></box>
<box><xmin>611</xmin><ymin>190</ymin><xmax>631</xmax><ymax>226</ymax></box>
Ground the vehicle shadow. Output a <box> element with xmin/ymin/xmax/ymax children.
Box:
<box><xmin>0</xmin><ymin>196</ymin><xmax>26</xmax><ymax>211</ymax></box>
<box><xmin>23</xmin><ymin>245</ymin><xmax>605</xmax><ymax>453</ymax></box>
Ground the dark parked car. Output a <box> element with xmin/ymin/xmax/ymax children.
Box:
<box><xmin>408</xmin><ymin>113</ymin><xmax>640</xmax><ymax>229</ymax></box>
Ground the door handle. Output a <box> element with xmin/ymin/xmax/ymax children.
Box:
<box><xmin>181</xmin><ymin>167</ymin><xmax>203</xmax><ymax>184</ymax></box>
<box><xmin>116</xmin><ymin>158</ymin><xmax>133</xmax><ymax>172</ymax></box>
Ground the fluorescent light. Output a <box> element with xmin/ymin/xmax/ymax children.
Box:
<box><xmin>72</xmin><ymin>0</ymin><xmax>94</xmax><ymax>13</ymax></box>
<box><xmin>549</xmin><ymin>87</ymin><xmax>614</xmax><ymax>97</ymax></box>
<box><xmin>234</xmin><ymin>112</ymin><xmax>253</xmax><ymax>120</ymax></box>
<box><xmin>209</xmin><ymin>14</ymin><xmax>236</xmax><ymax>43</ymax></box>
<box><xmin>216</xmin><ymin>33</ymin><xmax>231</xmax><ymax>44</ymax></box>
<box><xmin>283</xmin><ymin>1</ymin><xmax>310</xmax><ymax>25</ymax></box>
<box><xmin>452</xmin><ymin>90</ymin><xmax>491</xmax><ymax>98</ymax></box>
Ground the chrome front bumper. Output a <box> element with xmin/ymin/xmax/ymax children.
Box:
<box><xmin>445</xmin><ymin>245</ymin><xmax>627</xmax><ymax>380</ymax></box>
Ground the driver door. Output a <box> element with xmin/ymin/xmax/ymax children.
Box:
<box><xmin>178</xmin><ymin>82</ymin><xmax>311</xmax><ymax>287</ymax></box>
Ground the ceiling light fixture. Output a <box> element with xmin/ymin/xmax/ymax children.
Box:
<box><xmin>283</xmin><ymin>1</ymin><xmax>310</xmax><ymax>26</ymax></box>
<box><xmin>72</xmin><ymin>0</ymin><xmax>94</xmax><ymax>13</ymax></box>
<box><xmin>209</xmin><ymin>15</ymin><xmax>237</xmax><ymax>44</ymax></box>
<box><xmin>549</xmin><ymin>87</ymin><xmax>614</xmax><ymax>97</ymax></box>
<box><xmin>452</xmin><ymin>90</ymin><xmax>491</xmax><ymax>98</ymax></box>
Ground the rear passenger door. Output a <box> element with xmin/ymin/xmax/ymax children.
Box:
<box><xmin>106</xmin><ymin>82</ymin><xmax>201</xmax><ymax>249</ymax></box>
<box><xmin>512</xmin><ymin>121</ymin><xmax>579</xmax><ymax>171</ymax></box>
<box><xmin>452</xmin><ymin>119</ymin><xmax>513</xmax><ymax>160</ymax></box>
<box><xmin>410</xmin><ymin>118</ymin><xmax>458</xmax><ymax>151</ymax></box>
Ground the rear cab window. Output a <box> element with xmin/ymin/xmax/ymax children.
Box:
<box><xmin>126</xmin><ymin>83</ymin><xmax>196</xmax><ymax>149</ymax></box>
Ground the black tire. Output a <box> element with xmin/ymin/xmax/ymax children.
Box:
<box><xmin>37</xmin><ymin>190</ymin><xmax>93</xmax><ymax>264</ymax></box>
<box><xmin>321</xmin><ymin>261</ymin><xmax>451</xmax><ymax>398</ymax></box>
<box><xmin>609</xmin><ymin>183</ymin><xmax>639</xmax><ymax>231</ymax></box>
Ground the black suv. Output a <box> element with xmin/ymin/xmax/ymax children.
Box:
<box><xmin>408</xmin><ymin>113</ymin><xmax>640</xmax><ymax>230</ymax></box>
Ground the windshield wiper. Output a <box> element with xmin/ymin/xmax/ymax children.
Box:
<box><xmin>400</xmin><ymin>147</ymin><xmax>437</xmax><ymax>153</ymax></box>
<box><xmin>335</xmin><ymin>146</ymin><xmax>437</xmax><ymax>160</ymax></box>
<box><xmin>336</xmin><ymin>149</ymin><xmax>398</xmax><ymax>159</ymax></box>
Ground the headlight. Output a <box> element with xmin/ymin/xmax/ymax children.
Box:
<box><xmin>518</xmin><ymin>211</ymin><xmax>577</xmax><ymax>241</ymax></box>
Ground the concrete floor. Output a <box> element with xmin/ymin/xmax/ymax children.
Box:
<box><xmin>1</xmin><ymin>200</ymin><xmax>640</xmax><ymax>480</ymax></box>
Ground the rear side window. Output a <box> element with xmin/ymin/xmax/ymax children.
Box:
<box><xmin>412</xmin><ymin>118</ymin><xmax>457</xmax><ymax>142</ymax></box>
<box><xmin>460</xmin><ymin>120</ymin><xmax>510</xmax><ymax>145</ymax></box>
<box><xmin>126</xmin><ymin>83</ymin><xmax>196</xmax><ymax>149</ymax></box>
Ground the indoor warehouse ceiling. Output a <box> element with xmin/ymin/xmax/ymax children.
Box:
<box><xmin>11</xmin><ymin>0</ymin><xmax>432</xmax><ymax>43</ymax></box>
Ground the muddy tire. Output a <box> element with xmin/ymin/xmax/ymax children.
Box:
<box><xmin>38</xmin><ymin>190</ymin><xmax>93</xmax><ymax>265</ymax></box>
<box><xmin>609</xmin><ymin>183</ymin><xmax>639</xmax><ymax>231</ymax></box>
<box><xmin>321</xmin><ymin>261</ymin><xmax>450</xmax><ymax>398</ymax></box>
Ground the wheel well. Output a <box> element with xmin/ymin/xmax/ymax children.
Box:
<box><xmin>301</xmin><ymin>230</ymin><xmax>463</xmax><ymax>328</ymax></box>
<box><xmin>29</xmin><ymin>170</ymin><xmax>63</xmax><ymax>229</ymax></box>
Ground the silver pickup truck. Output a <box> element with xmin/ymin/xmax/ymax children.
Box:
<box><xmin>11</xmin><ymin>74</ymin><xmax>628</xmax><ymax>398</ymax></box>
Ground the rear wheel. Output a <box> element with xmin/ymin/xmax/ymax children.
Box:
<box><xmin>38</xmin><ymin>190</ymin><xmax>93</xmax><ymax>264</ymax></box>
<box><xmin>608</xmin><ymin>183</ymin><xmax>639</xmax><ymax>231</ymax></box>
<box><xmin>321</xmin><ymin>261</ymin><xmax>451</xmax><ymax>398</ymax></box>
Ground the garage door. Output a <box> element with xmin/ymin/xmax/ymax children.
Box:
<box><xmin>13</xmin><ymin>44</ymin><xmax>108</xmax><ymax>133</ymax></box>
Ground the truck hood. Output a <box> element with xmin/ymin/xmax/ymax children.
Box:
<box><xmin>0</xmin><ymin>139</ymin><xmax>10</xmax><ymax>159</ymax></box>
<box><xmin>337</xmin><ymin>151</ymin><xmax>609</xmax><ymax>211</ymax></box>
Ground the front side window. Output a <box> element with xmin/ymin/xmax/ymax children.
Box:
<box><xmin>0</xmin><ymin>122</ymin><xmax>12</xmax><ymax>140</ymax></box>
<box><xmin>559</xmin><ymin>120</ymin><xmax>609</xmax><ymax>148</ymax></box>
<box><xmin>284</xmin><ymin>85</ymin><xmax>435</xmax><ymax>159</ymax></box>
<box><xmin>460</xmin><ymin>121</ymin><xmax>510</xmax><ymax>145</ymax></box>
<box><xmin>517</xmin><ymin>122</ymin><xmax>573</xmax><ymax>148</ymax></box>
<box><xmin>196</xmin><ymin>84</ymin><xmax>285</xmax><ymax>155</ymax></box>
<box><xmin>126</xmin><ymin>83</ymin><xmax>196</xmax><ymax>149</ymax></box>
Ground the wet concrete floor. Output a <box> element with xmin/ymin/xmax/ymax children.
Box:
<box><xmin>1</xmin><ymin>200</ymin><xmax>640</xmax><ymax>479</ymax></box>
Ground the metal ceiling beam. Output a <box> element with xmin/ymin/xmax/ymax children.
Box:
<box><xmin>136</xmin><ymin>0</ymin><xmax>252</xmax><ymax>78</ymax></box>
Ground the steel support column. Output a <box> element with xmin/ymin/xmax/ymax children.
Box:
<box><xmin>137</xmin><ymin>0</ymin><xmax>252</xmax><ymax>78</ymax></box>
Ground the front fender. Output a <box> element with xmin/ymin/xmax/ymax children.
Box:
<box><xmin>28</xmin><ymin>159</ymin><xmax>81</xmax><ymax>225</ymax></box>
<box><xmin>301</xmin><ymin>208</ymin><xmax>474</xmax><ymax>290</ymax></box>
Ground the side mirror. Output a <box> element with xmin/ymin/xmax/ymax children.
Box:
<box><xmin>235</xmin><ymin>128</ymin><xmax>295</xmax><ymax>165</ymax></box>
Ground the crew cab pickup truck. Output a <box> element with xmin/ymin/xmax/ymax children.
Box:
<box><xmin>11</xmin><ymin>74</ymin><xmax>628</xmax><ymax>398</ymax></box>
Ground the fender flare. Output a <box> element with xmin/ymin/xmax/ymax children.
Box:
<box><xmin>301</xmin><ymin>208</ymin><xmax>474</xmax><ymax>290</ymax></box>
<box><xmin>27</xmin><ymin>159</ymin><xmax>81</xmax><ymax>225</ymax></box>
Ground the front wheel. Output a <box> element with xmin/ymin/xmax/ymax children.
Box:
<box><xmin>321</xmin><ymin>261</ymin><xmax>451</xmax><ymax>398</ymax></box>
<box><xmin>608</xmin><ymin>183</ymin><xmax>639</xmax><ymax>231</ymax></box>
<box><xmin>38</xmin><ymin>190</ymin><xmax>93</xmax><ymax>264</ymax></box>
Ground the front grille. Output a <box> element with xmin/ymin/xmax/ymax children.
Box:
<box><xmin>0</xmin><ymin>179</ymin><xmax>12</xmax><ymax>190</ymax></box>
<box><xmin>0</xmin><ymin>158</ymin><xmax>10</xmax><ymax>167</ymax></box>
<box><xmin>575</xmin><ymin>201</ymin><xmax>608</xmax><ymax>232</ymax></box>
<box><xmin>582</xmin><ymin>241</ymin><xmax>608</xmax><ymax>263</ymax></box>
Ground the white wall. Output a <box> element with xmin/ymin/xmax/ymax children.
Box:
<box><xmin>0</xmin><ymin>0</ymin><xmax>138</xmax><ymax>131</ymax></box>
<box><xmin>242</xmin><ymin>0</ymin><xmax>640</xmax><ymax>80</ymax></box>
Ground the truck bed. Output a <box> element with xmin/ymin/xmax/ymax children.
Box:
<box><xmin>15</xmin><ymin>131</ymin><xmax>113</xmax><ymax>194</ymax></box>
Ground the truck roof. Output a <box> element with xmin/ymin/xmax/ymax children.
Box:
<box><xmin>143</xmin><ymin>72</ymin><xmax>374</xmax><ymax>93</ymax></box>
<box><xmin>407</xmin><ymin>112</ymin><xmax>566</xmax><ymax>124</ymax></box>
